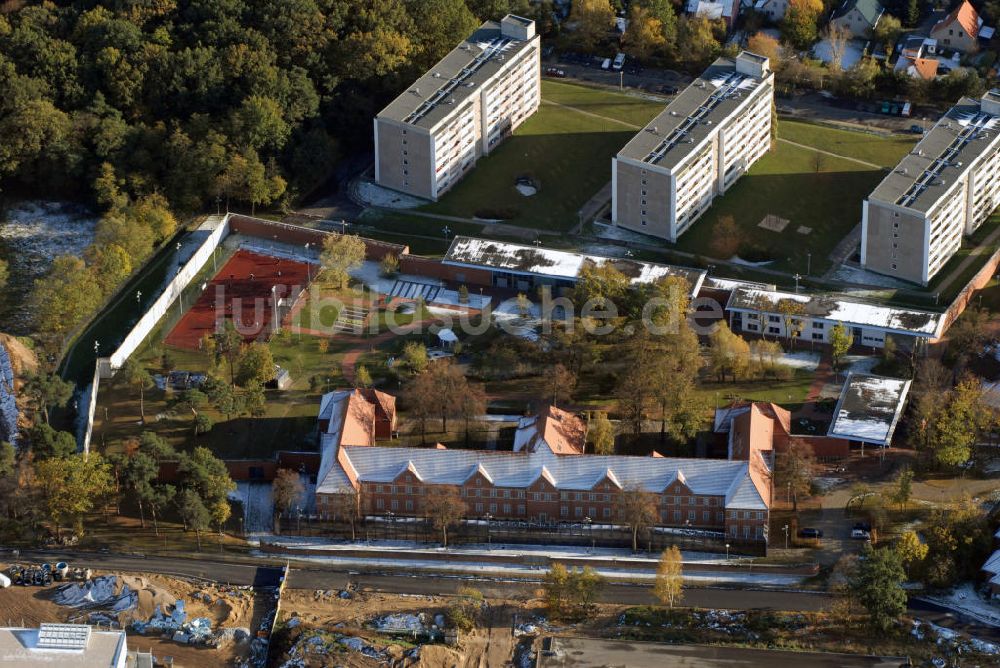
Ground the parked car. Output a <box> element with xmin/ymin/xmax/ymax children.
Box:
<box><xmin>798</xmin><ymin>527</ymin><xmax>823</xmax><ymax>539</ymax></box>
<box><xmin>909</xmin><ymin>124</ymin><xmax>925</xmax><ymax>134</ymax></box>
<box><xmin>850</xmin><ymin>528</ymin><xmax>871</xmax><ymax>540</ymax></box>
<box><xmin>601</xmin><ymin>57</ymin><xmax>611</xmax><ymax>70</ymax></box>
<box><xmin>613</xmin><ymin>52</ymin><xmax>626</xmax><ymax>71</ymax></box>
<box><xmin>659</xmin><ymin>84</ymin><xmax>678</xmax><ymax>95</ymax></box>
<box><xmin>544</xmin><ymin>67</ymin><xmax>566</xmax><ymax>78</ymax></box>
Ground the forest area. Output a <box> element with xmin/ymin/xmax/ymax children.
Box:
<box><xmin>0</xmin><ymin>0</ymin><xmax>555</xmax><ymax>352</ymax></box>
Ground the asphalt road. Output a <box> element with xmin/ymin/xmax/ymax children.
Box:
<box><xmin>539</xmin><ymin>637</ymin><xmax>909</xmax><ymax>668</ymax></box>
<box><xmin>12</xmin><ymin>549</ymin><xmax>998</xmax><ymax>643</ymax></box>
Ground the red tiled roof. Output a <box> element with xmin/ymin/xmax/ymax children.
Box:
<box><xmin>515</xmin><ymin>405</ymin><xmax>587</xmax><ymax>455</ymax></box>
<box><xmin>933</xmin><ymin>0</ymin><xmax>980</xmax><ymax>39</ymax></box>
<box><xmin>912</xmin><ymin>57</ymin><xmax>939</xmax><ymax>79</ymax></box>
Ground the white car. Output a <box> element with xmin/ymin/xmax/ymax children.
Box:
<box><xmin>601</xmin><ymin>57</ymin><xmax>611</xmax><ymax>70</ymax></box>
<box><xmin>613</xmin><ymin>52</ymin><xmax>626</xmax><ymax>70</ymax></box>
<box><xmin>850</xmin><ymin>528</ymin><xmax>871</xmax><ymax>540</ymax></box>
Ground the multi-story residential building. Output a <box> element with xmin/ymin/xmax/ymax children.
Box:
<box><xmin>373</xmin><ymin>15</ymin><xmax>540</xmax><ymax>201</ymax></box>
<box><xmin>612</xmin><ymin>51</ymin><xmax>774</xmax><ymax>242</ymax></box>
<box><xmin>315</xmin><ymin>398</ymin><xmax>773</xmax><ymax>545</ymax></box>
<box><xmin>862</xmin><ymin>90</ymin><xmax>1000</xmax><ymax>285</ymax></box>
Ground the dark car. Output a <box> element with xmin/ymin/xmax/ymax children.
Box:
<box><xmin>909</xmin><ymin>124</ymin><xmax>925</xmax><ymax>134</ymax></box>
<box><xmin>544</xmin><ymin>67</ymin><xmax>567</xmax><ymax>78</ymax></box>
<box><xmin>660</xmin><ymin>85</ymin><xmax>678</xmax><ymax>95</ymax></box>
<box><xmin>798</xmin><ymin>527</ymin><xmax>823</xmax><ymax>539</ymax></box>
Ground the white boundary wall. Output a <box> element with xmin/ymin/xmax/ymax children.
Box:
<box><xmin>79</xmin><ymin>214</ymin><xmax>231</xmax><ymax>453</ymax></box>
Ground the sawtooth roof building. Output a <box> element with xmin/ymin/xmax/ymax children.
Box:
<box><xmin>0</xmin><ymin>624</ymin><xmax>127</xmax><ymax>668</ymax></box>
<box><xmin>314</xmin><ymin>395</ymin><xmax>773</xmax><ymax>545</ymax></box>
<box><xmin>374</xmin><ymin>15</ymin><xmax>540</xmax><ymax>201</ymax></box>
<box><xmin>612</xmin><ymin>51</ymin><xmax>774</xmax><ymax>242</ymax></box>
<box><xmin>862</xmin><ymin>90</ymin><xmax>1000</xmax><ymax>285</ymax></box>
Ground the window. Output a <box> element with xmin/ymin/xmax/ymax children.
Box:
<box><xmin>768</xmin><ymin>315</ymin><xmax>780</xmax><ymax>323</ymax></box>
<box><xmin>702</xmin><ymin>511</ymin><xmax>709</xmax><ymax>521</ymax></box>
<box><xmin>405</xmin><ymin>500</ymin><xmax>413</xmax><ymax>511</ymax></box>
<box><xmin>673</xmin><ymin>510</ymin><xmax>681</xmax><ymax>521</ymax></box>
<box><xmin>891</xmin><ymin>263</ymin><xmax>897</xmax><ymax>270</ymax></box>
<box><xmin>641</xmin><ymin>220</ymin><xmax>647</xmax><ymax>226</ymax></box>
<box><xmin>603</xmin><ymin>507</ymin><xmax>612</xmax><ymax>518</ymax></box>
<box><xmin>475</xmin><ymin>502</ymin><xmax>483</xmax><ymax>513</ymax></box>
<box><xmin>390</xmin><ymin>499</ymin><xmax>398</xmax><ymax>511</ymax></box>
<box><xmin>376</xmin><ymin>498</ymin><xmax>384</xmax><ymax>510</ymax></box>
<box><xmin>489</xmin><ymin>503</ymin><xmax>497</xmax><ymax>514</ymax></box>
<box><xmin>768</xmin><ymin>326</ymin><xmax>780</xmax><ymax>334</ymax></box>
<box><xmin>517</xmin><ymin>504</ymin><xmax>525</xmax><ymax>514</ymax></box>
<box><xmin>503</xmin><ymin>503</ymin><xmax>511</xmax><ymax>514</ymax></box>
<box><xmin>688</xmin><ymin>510</ymin><xmax>695</xmax><ymax>521</ymax></box>
<box><xmin>641</xmin><ymin>189</ymin><xmax>647</xmax><ymax>196</ymax></box>
<box><xmin>575</xmin><ymin>507</ymin><xmax>583</xmax><ymax>518</ymax></box>
<box><xmin>812</xmin><ymin>333</ymin><xmax>823</xmax><ymax>341</ymax></box>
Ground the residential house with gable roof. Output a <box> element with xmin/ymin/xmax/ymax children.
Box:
<box><xmin>930</xmin><ymin>0</ymin><xmax>982</xmax><ymax>53</ymax></box>
<box><xmin>830</xmin><ymin>0</ymin><xmax>885</xmax><ymax>39</ymax></box>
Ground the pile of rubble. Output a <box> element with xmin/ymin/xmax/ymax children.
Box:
<box><xmin>912</xmin><ymin>619</ymin><xmax>999</xmax><ymax>661</ymax></box>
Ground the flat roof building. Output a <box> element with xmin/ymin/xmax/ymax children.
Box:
<box><xmin>862</xmin><ymin>90</ymin><xmax>1000</xmax><ymax>285</ymax></box>
<box><xmin>442</xmin><ymin>236</ymin><xmax>707</xmax><ymax>295</ymax></box>
<box><xmin>725</xmin><ymin>286</ymin><xmax>944</xmax><ymax>349</ymax></box>
<box><xmin>0</xmin><ymin>624</ymin><xmax>127</xmax><ymax>667</ymax></box>
<box><xmin>612</xmin><ymin>52</ymin><xmax>774</xmax><ymax>242</ymax></box>
<box><xmin>374</xmin><ymin>15</ymin><xmax>540</xmax><ymax>201</ymax></box>
<box><xmin>827</xmin><ymin>373</ymin><xmax>911</xmax><ymax>447</ymax></box>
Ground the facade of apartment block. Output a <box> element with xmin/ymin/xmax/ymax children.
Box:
<box><xmin>862</xmin><ymin>90</ymin><xmax>1000</xmax><ymax>285</ymax></box>
<box><xmin>612</xmin><ymin>51</ymin><xmax>774</xmax><ymax>242</ymax></box>
<box><xmin>374</xmin><ymin>15</ymin><xmax>540</xmax><ymax>201</ymax></box>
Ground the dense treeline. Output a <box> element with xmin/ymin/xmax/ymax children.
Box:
<box><xmin>1</xmin><ymin>0</ymin><xmax>554</xmax><ymax>352</ymax></box>
<box><xmin>0</xmin><ymin>0</ymin><xmax>554</xmax><ymax>212</ymax></box>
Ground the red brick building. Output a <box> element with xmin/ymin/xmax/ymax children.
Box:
<box><xmin>315</xmin><ymin>397</ymin><xmax>772</xmax><ymax>545</ymax></box>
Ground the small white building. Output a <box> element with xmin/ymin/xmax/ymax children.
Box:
<box><xmin>725</xmin><ymin>286</ymin><xmax>944</xmax><ymax>349</ymax></box>
<box><xmin>0</xmin><ymin>624</ymin><xmax>127</xmax><ymax>667</ymax></box>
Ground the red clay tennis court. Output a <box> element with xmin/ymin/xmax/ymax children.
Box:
<box><xmin>164</xmin><ymin>250</ymin><xmax>312</xmax><ymax>350</ymax></box>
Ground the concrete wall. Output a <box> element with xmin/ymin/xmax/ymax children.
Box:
<box><xmin>229</xmin><ymin>215</ymin><xmax>408</xmax><ymax>261</ymax></box>
<box><xmin>613</xmin><ymin>159</ymin><xmax>673</xmax><ymax>239</ymax></box>
<box><xmin>862</xmin><ymin>200</ymin><xmax>928</xmax><ymax>285</ymax></box>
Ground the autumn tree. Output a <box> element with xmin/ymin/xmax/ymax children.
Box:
<box><xmin>676</xmin><ymin>15</ymin><xmax>722</xmax><ymax>67</ymax></box>
<box><xmin>873</xmin><ymin>14</ymin><xmax>902</xmax><ymax>55</ymax></box>
<box><xmin>236</xmin><ymin>342</ymin><xmax>275</xmax><ymax>387</ymax></box>
<box><xmin>424</xmin><ymin>485</ymin><xmax>466</xmax><ymax>547</ymax></box>
<box><xmin>588</xmin><ymin>411</ymin><xmax>616</xmax><ymax>455</ymax></box>
<box><xmin>895</xmin><ymin>530</ymin><xmax>928</xmax><ymax>578</ymax></box>
<box><xmin>619</xmin><ymin>485</ymin><xmax>659</xmax><ymax>552</ymax></box>
<box><xmin>775</xmin><ymin>298</ymin><xmax>806</xmax><ymax>349</ymax></box>
<box><xmin>654</xmin><ymin>545</ymin><xmax>683</xmax><ymax>608</ymax></box>
<box><xmin>746</xmin><ymin>32</ymin><xmax>781</xmax><ymax>66</ymax></box>
<box><xmin>177</xmin><ymin>488</ymin><xmax>211</xmax><ymax>550</ymax></box>
<box><xmin>31</xmin><ymin>256</ymin><xmax>103</xmax><ymax>345</ymax></box>
<box><xmin>35</xmin><ymin>452</ymin><xmax>113</xmax><ymax>538</ymax></box>
<box><xmin>543</xmin><ymin>563</ymin><xmax>604</xmax><ymax>620</ymax></box>
<box><xmin>568</xmin><ymin>0</ymin><xmax>615</xmax><ymax>52</ymax></box>
<box><xmin>709</xmin><ymin>322</ymin><xmax>751</xmax><ymax>382</ymax></box>
<box><xmin>623</xmin><ymin>6</ymin><xmax>667</xmax><ymax>61</ymax></box>
<box><xmin>574</xmin><ymin>264</ymin><xmax>629</xmax><ymax>314</ymax></box>
<box><xmin>320</xmin><ymin>233</ymin><xmax>366</xmax><ymax>289</ymax></box>
<box><xmin>272</xmin><ymin>468</ymin><xmax>304</xmax><ymax>534</ymax></box>
<box><xmin>829</xmin><ymin>322</ymin><xmax>851</xmax><ymax>373</ymax></box>
<box><xmin>782</xmin><ymin>0</ymin><xmax>824</xmax><ymax>49</ymax></box>
<box><xmin>709</xmin><ymin>215</ymin><xmax>742</xmax><ymax>259</ymax></box>
<box><xmin>927</xmin><ymin>376</ymin><xmax>987</xmax><ymax>468</ymax></box>
<box><xmin>887</xmin><ymin>467</ymin><xmax>913</xmax><ymax>511</ymax></box>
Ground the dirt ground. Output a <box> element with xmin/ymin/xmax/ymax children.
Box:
<box><xmin>279</xmin><ymin>588</ymin><xmax>528</xmax><ymax>668</ymax></box>
<box><xmin>0</xmin><ymin>566</ymin><xmax>270</xmax><ymax>667</ymax></box>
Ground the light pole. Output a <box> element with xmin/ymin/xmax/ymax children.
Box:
<box><xmin>271</xmin><ymin>285</ymin><xmax>279</xmax><ymax>331</ymax></box>
<box><xmin>485</xmin><ymin>513</ymin><xmax>492</xmax><ymax>549</ymax></box>
<box><xmin>783</xmin><ymin>524</ymin><xmax>789</xmax><ymax>550</ymax></box>
<box><xmin>304</xmin><ymin>243</ymin><xmax>312</xmax><ymax>282</ymax></box>
<box><xmin>725</xmin><ymin>543</ymin><xmax>730</xmax><ymax>561</ymax></box>
<box><xmin>216</xmin><ymin>195</ymin><xmax>222</xmax><ymax>215</ymax></box>
<box><xmin>93</xmin><ymin>340</ymin><xmax>100</xmax><ymax>356</ymax></box>
<box><xmin>136</xmin><ymin>290</ymin><xmax>142</xmax><ymax>310</ymax></box>
<box><xmin>793</xmin><ymin>273</ymin><xmax>802</xmax><ymax>294</ymax></box>
<box><xmin>442</xmin><ymin>225</ymin><xmax>452</xmax><ymax>240</ymax></box>
<box><xmin>806</xmin><ymin>252</ymin><xmax>811</xmax><ymax>276</ymax></box>
<box><xmin>386</xmin><ymin>511</ymin><xmax>395</xmax><ymax>541</ymax></box>
<box><xmin>585</xmin><ymin>516</ymin><xmax>593</xmax><ymax>552</ymax></box>
<box><xmin>787</xmin><ymin>481</ymin><xmax>791</xmax><ymax>504</ymax></box>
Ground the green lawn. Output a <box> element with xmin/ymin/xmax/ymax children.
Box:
<box><xmin>421</xmin><ymin>80</ymin><xmax>664</xmax><ymax>232</ymax></box>
<box><xmin>674</xmin><ymin>140</ymin><xmax>887</xmax><ymax>275</ymax></box>
<box><xmin>777</xmin><ymin>119</ymin><xmax>916</xmax><ymax>168</ymax></box>
<box><xmin>692</xmin><ymin>369</ymin><xmax>815</xmax><ymax>410</ymax></box>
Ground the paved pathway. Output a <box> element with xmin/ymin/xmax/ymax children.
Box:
<box><xmin>776</xmin><ymin>137</ymin><xmax>883</xmax><ymax>170</ymax></box>
<box><xmin>540</xmin><ymin>98</ymin><xmax>642</xmax><ymax>129</ymax></box>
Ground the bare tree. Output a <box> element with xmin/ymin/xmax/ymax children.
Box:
<box><xmin>328</xmin><ymin>487</ymin><xmax>362</xmax><ymax>541</ymax></box>
<box><xmin>825</xmin><ymin>23</ymin><xmax>849</xmax><ymax>73</ymax></box>
<box><xmin>544</xmin><ymin>363</ymin><xmax>578</xmax><ymax>407</ymax></box>
<box><xmin>618</xmin><ymin>485</ymin><xmax>659</xmax><ymax>552</ymax></box>
<box><xmin>424</xmin><ymin>485</ymin><xmax>466</xmax><ymax>547</ymax></box>
<box><xmin>775</xmin><ymin>439</ymin><xmax>816</xmax><ymax>510</ymax></box>
<box><xmin>272</xmin><ymin>468</ymin><xmax>304</xmax><ymax>534</ymax></box>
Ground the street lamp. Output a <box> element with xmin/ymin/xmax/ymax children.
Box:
<box><xmin>136</xmin><ymin>290</ymin><xmax>142</xmax><ymax>309</ymax></box>
<box><xmin>585</xmin><ymin>516</ymin><xmax>594</xmax><ymax>552</ymax></box>
<box><xmin>271</xmin><ymin>285</ymin><xmax>279</xmax><ymax>331</ymax></box>
<box><xmin>442</xmin><ymin>225</ymin><xmax>452</xmax><ymax>240</ymax></box>
<box><xmin>304</xmin><ymin>243</ymin><xmax>312</xmax><ymax>282</ymax></box>
<box><xmin>806</xmin><ymin>252</ymin><xmax>811</xmax><ymax>276</ymax></box>
<box><xmin>725</xmin><ymin>543</ymin><xmax>730</xmax><ymax>560</ymax></box>
<box><xmin>793</xmin><ymin>273</ymin><xmax>802</xmax><ymax>294</ymax></box>
<box><xmin>93</xmin><ymin>340</ymin><xmax>100</xmax><ymax>356</ymax></box>
<box><xmin>485</xmin><ymin>513</ymin><xmax>492</xmax><ymax>549</ymax></box>
<box><xmin>783</xmin><ymin>524</ymin><xmax>789</xmax><ymax>550</ymax></box>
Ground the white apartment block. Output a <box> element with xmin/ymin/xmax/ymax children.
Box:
<box><xmin>863</xmin><ymin>90</ymin><xmax>1000</xmax><ymax>285</ymax></box>
<box><xmin>374</xmin><ymin>15</ymin><xmax>540</xmax><ymax>201</ymax></box>
<box><xmin>612</xmin><ymin>52</ymin><xmax>774</xmax><ymax>242</ymax></box>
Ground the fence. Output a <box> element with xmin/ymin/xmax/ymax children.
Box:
<box><xmin>79</xmin><ymin>215</ymin><xmax>231</xmax><ymax>453</ymax></box>
<box><xmin>939</xmin><ymin>245</ymin><xmax>1000</xmax><ymax>335</ymax></box>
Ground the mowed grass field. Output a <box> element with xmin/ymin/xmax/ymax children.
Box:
<box><xmin>421</xmin><ymin>79</ymin><xmax>665</xmax><ymax>232</ymax></box>
<box><xmin>675</xmin><ymin>119</ymin><xmax>917</xmax><ymax>275</ymax></box>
